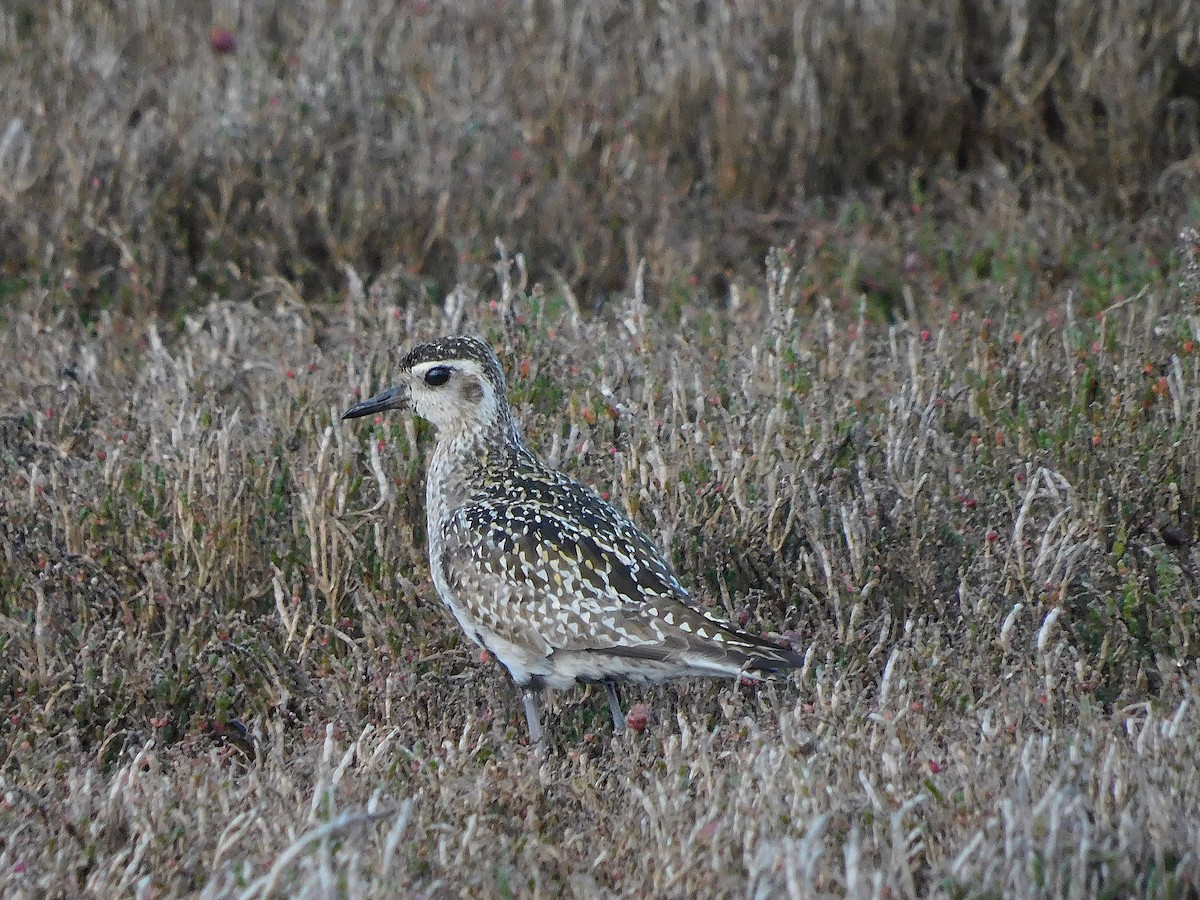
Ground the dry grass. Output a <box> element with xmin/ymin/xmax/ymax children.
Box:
<box><xmin>1</xmin><ymin>0</ymin><xmax>1198</xmax><ymax>310</ymax></box>
<box><xmin>2</xmin><ymin>238</ymin><xmax>1199</xmax><ymax>895</ymax></box>
<box><xmin>4</xmin><ymin>1</ymin><xmax>1200</xmax><ymax>897</ymax></box>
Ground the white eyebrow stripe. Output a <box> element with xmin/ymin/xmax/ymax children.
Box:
<box><xmin>411</xmin><ymin>359</ymin><xmax>488</xmax><ymax>378</ymax></box>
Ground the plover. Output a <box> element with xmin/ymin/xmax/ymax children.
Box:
<box><xmin>343</xmin><ymin>336</ymin><xmax>800</xmax><ymax>743</ymax></box>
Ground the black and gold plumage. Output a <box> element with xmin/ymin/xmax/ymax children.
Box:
<box><xmin>343</xmin><ymin>336</ymin><xmax>801</xmax><ymax>743</ymax></box>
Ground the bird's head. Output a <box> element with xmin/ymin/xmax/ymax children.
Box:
<box><xmin>342</xmin><ymin>336</ymin><xmax>512</xmax><ymax>439</ymax></box>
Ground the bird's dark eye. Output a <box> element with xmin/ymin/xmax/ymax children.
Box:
<box><xmin>424</xmin><ymin>365</ymin><xmax>452</xmax><ymax>387</ymax></box>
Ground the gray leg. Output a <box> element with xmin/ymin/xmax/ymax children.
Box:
<box><xmin>521</xmin><ymin>689</ymin><xmax>545</xmax><ymax>745</ymax></box>
<box><xmin>604</xmin><ymin>681</ymin><xmax>626</xmax><ymax>733</ymax></box>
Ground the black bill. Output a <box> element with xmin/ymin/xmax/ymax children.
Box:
<box><xmin>341</xmin><ymin>385</ymin><xmax>407</xmax><ymax>420</ymax></box>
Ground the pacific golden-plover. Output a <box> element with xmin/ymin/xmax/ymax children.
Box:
<box><xmin>343</xmin><ymin>336</ymin><xmax>801</xmax><ymax>744</ymax></box>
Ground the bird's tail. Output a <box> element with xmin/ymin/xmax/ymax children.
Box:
<box><xmin>682</xmin><ymin>625</ymin><xmax>803</xmax><ymax>679</ymax></box>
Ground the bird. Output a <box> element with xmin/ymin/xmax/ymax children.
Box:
<box><xmin>342</xmin><ymin>336</ymin><xmax>802</xmax><ymax>744</ymax></box>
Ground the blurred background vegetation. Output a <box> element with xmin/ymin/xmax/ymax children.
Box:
<box><xmin>1</xmin><ymin>0</ymin><xmax>1198</xmax><ymax>319</ymax></box>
